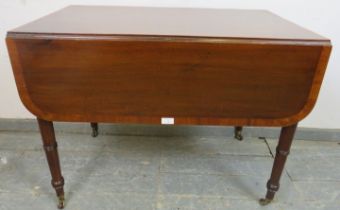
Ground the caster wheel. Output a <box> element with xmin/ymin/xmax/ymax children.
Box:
<box><xmin>235</xmin><ymin>132</ymin><xmax>243</xmax><ymax>141</ymax></box>
<box><xmin>259</xmin><ymin>198</ymin><xmax>272</xmax><ymax>206</ymax></box>
<box><xmin>91</xmin><ymin>129</ymin><xmax>98</xmax><ymax>137</ymax></box>
<box><xmin>57</xmin><ymin>195</ymin><xmax>65</xmax><ymax>209</ymax></box>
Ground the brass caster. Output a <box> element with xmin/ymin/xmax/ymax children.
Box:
<box><xmin>259</xmin><ymin>198</ymin><xmax>272</xmax><ymax>206</ymax></box>
<box><xmin>91</xmin><ymin>128</ymin><xmax>98</xmax><ymax>137</ymax></box>
<box><xmin>234</xmin><ymin>126</ymin><xmax>243</xmax><ymax>141</ymax></box>
<box><xmin>235</xmin><ymin>131</ymin><xmax>243</xmax><ymax>141</ymax></box>
<box><xmin>57</xmin><ymin>195</ymin><xmax>65</xmax><ymax>209</ymax></box>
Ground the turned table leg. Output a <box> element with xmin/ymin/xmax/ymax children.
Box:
<box><xmin>259</xmin><ymin>123</ymin><xmax>297</xmax><ymax>205</ymax></box>
<box><xmin>90</xmin><ymin>122</ymin><xmax>98</xmax><ymax>137</ymax></box>
<box><xmin>234</xmin><ymin>126</ymin><xmax>243</xmax><ymax>141</ymax></box>
<box><xmin>37</xmin><ymin>118</ymin><xmax>65</xmax><ymax>209</ymax></box>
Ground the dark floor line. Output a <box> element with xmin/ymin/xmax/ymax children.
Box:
<box><xmin>260</xmin><ymin>137</ymin><xmax>274</xmax><ymax>158</ymax></box>
<box><xmin>262</xmin><ymin>137</ymin><xmax>294</xmax><ymax>182</ymax></box>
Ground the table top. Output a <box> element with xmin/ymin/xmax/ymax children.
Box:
<box><xmin>9</xmin><ymin>5</ymin><xmax>327</xmax><ymax>41</ymax></box>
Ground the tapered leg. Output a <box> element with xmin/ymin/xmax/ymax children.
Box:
<box><xmin>234</xmin><ymin>126</ymin><xmax>243</xmax><ymax>141</ymax></box>
<box><xmin>259</xmin><ymin>123</ymin><xmax>297</xmax><ymax>205</ymax></box>
<box><xmin>90</xmin><ymin>122</ymin><xmax>98</xmax><ymax>137</ymax></box>
<box><xmin>37</xmin><ymin>118</ymin><xmax>65</xmax><ymax>209</ymax></box>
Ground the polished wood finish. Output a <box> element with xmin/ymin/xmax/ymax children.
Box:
<box><xmin>6</xmin><ymin>38</ymin><xmax>331</xmax><ymax>126</ymax></box>
<box><xmin>10</xmin><ymin>5</ymin><xmax>326</xmax><ymax>40</ymax></box>
<box><xmin>260</xmin><ymin>124</ymin><xmax>297</xmax><ymax>204</ymax></box>
<box><xmin>6</xmin><ymin>6</ymin><xmax>332</xmax><ymax>208</ymax></box>
<box><xmin>37</xmin><ymin>118</ymin><xmax>64</xmax><ymax>209</ymax></box>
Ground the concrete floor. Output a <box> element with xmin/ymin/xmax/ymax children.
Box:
<box><xmin>0</xmin><ymin>130</ymin><xmax>339</xmax><ymax>210</ymax></box>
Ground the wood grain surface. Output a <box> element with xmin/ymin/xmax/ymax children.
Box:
<box><xmin>6</xmin><ymin>6</ymin><xmax>332</xmax><ymax>126</ymax></box>
<box><xmin>10</xmin><ymin>5</ymin><xmax>327</xmax><ymax>41</ymax></box>
<box><xmin>6</xmin><ymin>37</ymin><xmax>331</xmax><ymax>126</ymax></box>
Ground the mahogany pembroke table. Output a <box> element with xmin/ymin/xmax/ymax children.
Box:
<box><xmin>6</xmin><ymin>6</ymin><xmax>332</xmax><ymax>209</ymax></box>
